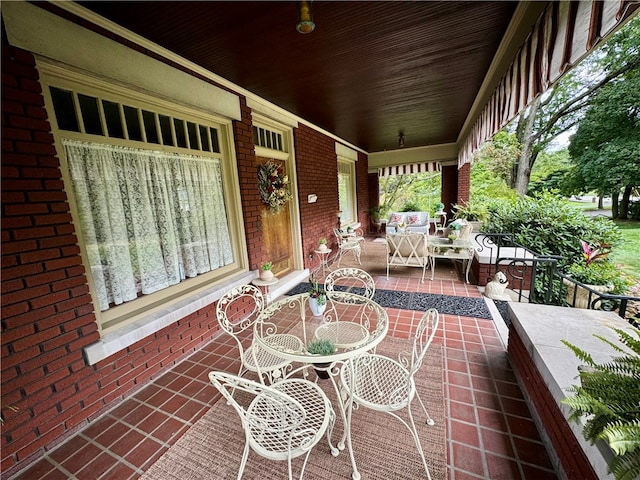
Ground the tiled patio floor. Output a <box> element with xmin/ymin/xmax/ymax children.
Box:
<box><xmin>10</xmin><ymin>265</ymin><xmax>558</xmax><ymax>480</ymax></box>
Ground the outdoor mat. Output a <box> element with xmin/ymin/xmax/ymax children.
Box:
<box><xmin>286</xmin><ymin>282</ymin><xmax>493</xmax><ymax>319</ymax></box>
<box><xmin>139</xmin><ymin>338</ymin><xmax>446</xmax><ymax>480</ymax></box>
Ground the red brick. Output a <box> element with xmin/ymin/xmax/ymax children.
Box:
<box><xmin>0</xmin><ymin>346</ymin><xmax>41</xmax><ymax>371</ymax></box>
<box><xmin>0</xmin><ymin>240</ymin><xmax>38</xmax><ymax>255</ymax></box>
<box><xmin>19</xmin><ymin>248</ymin><xmax>62</xmax><ymax>265</ymax></box>
<box><xmin>2</xmin><ymin>285</ymin><xmax>51</xmax><ymax>306</ymax></box>
<box><xmin>12</xmin><ymin>226</ymin><xmax>56</xmax><ymax>241</ymax></box>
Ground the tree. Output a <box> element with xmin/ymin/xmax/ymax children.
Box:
<box><xmin>567</xmin><ymin>70</ymin><xmax>640</xmax><ymax>219</ymax></box>
<box><xmin>511</xmin><ymin>14</ymin><xmax>640</xmax><ymax>195</ymax></box>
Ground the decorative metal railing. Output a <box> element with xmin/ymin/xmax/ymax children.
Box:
<box><xmin>476</xmin><ymin>233</ymin><xmax>639</xmax><ymax>328</ymax></box>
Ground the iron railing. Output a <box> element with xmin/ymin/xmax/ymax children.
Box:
<box><xmin>476</xmin><ymin>233</ymin><xmax>639</xmax><ymax>328</ymax></box>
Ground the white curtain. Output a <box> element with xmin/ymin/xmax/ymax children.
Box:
<box><xmin>63</xmin><ymin>140</ymin><xmax>233</xmax><ymax>311</ymax></box>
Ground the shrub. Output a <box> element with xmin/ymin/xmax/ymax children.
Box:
<box><xmin>400</xmin><ymin>201</ymin><xmax>422</xmax><ymax>212</ymax></box>
<box><xmin>485</xmin><ymin>192</ymin><xmax>622</xmax><ymax>268</ymax></box>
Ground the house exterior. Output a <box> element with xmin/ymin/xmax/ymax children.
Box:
<box><xmin>1</xmin><ymin>1</ymin><xmax>636</xmax><ymax>477</ymax></box>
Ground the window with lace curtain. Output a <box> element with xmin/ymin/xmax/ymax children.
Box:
<box><xmin>42</xmin><ymin>73</ymin><xmax>241</xmax><ymax>333</ymax></box>
<box><xmin>338</xmin><ymin>159</ymin><xmax>356</xmax><ymax>226</ymax></box>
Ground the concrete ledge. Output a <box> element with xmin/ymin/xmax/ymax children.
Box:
<box><xmin>508</xmin><ymin>303</ymin><xmax>635</xmax><ymax>479</ymax></box>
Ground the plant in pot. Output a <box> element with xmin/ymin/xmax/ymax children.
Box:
<box><xmin>453</xmin><ymin>200</ymin><xmax>489</xmax><ymax>232</ymax></box>
<box><xmin>447</xmin><ymin>222</ymin><xmax>461</xmax><ymax>242</ymax></box>
<box><xmin>259</xmin><ymin>261</ymin><xmax>274</xmax><ymax>281</ymax></box>
<box><xmin>308</xmin><ymin>276</ymin><xmax>327</xmax><ymax>316</ymax></box>
<box><xmin>434</xmin><ymin>202</ymin><xmax>445</xmax><ymax>213</ymax></box>
<box><xmin>318</xmin><ymin>237</ymin><xmax>328</xmax><ymax>251</ymax></box>
<box><xmin>561</xmin><ymin>327</ymin><xmax>640</xmax><ymax>480</ymax></box>
<box><xmin>306</xmin><ymin>338</ymin><xmax>337</xmax><ymax>379</ymax></box>
<box><xmin>563</xmin><ymin>240</ymin><xmax>628</xmax><ymax>309</ymax></box>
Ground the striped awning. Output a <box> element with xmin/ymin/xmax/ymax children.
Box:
<box><xmin>458</xmin><ymin>1</ymin><xmax>639</xmax><ymax>167</ymax></box>
<box><xmin>378</xmin><ymin>162</ymin><xmax>441</xmax><ymax>177</ymax></box>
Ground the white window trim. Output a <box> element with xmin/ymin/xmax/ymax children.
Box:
<box><xmin>336</xmin><ymin>144</ymin><xmax>358</xmax><ymax>228</ymax></box>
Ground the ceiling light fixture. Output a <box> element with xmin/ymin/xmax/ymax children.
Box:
<box><xmin>296</xmin><ymin>1</ymin><xmax>315</xmax><ymax>34</ymax></box>
<box><xmin>398</xmin><ymin>133</ymin><xmax>405</xmax><ymax>148</ymax></box>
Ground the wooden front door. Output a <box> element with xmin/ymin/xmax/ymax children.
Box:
<box><xmin>258</xmin><ymin>157</ymin><xmax>293</xmax><ymax>276</ymax></box>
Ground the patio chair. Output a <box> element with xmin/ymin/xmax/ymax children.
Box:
<box><xmin>339</xmin><ymin>308</ymin><xmax>440</xmax><ymax>480</ymax></box>
<box><xmin>386</xmin><ymin>232</ymin><xmax>429</xmax><ymax>282</ymax></box>
<box><xmin>324</xmin><ymin>267</ymin><xmax>375</xmax><ymax>299</ymax></box>
<box><xmin>209</xmin><ymin>371</ymin><xmax>337</xmax><ymax>480</ymax></box>
<box><xmin>216</xmin><ymin>284</ymin><xmax>304</xmax><ymax>384</ymax></box>
<box><xmin>315</xmin><ymin>268</ymin><xmax>376</xmax><ymax>349</ymax></box>
<box><xmin>333</xmin><ymin>227</ymin><xmax>362</xmax><ymax>267</ymax></box>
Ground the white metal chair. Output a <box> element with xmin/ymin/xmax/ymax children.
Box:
<box><xmin>315</xmin><ymin>268</ymin><xmax>376</xmax><ymax>349</ymax></box>
<box><xmin>216</xmin><ymin>284</ymin><xmax>304</xmax><ymax>384</ymax></box>
<box><xmin>333</xmin><ymin>227</ymin><xmax>362</xmax><ymax>267</ymax></box>
<box><xmin>209</xmin><ymin>371</ymin><xmax>337</xmax><ymax>480</ymax></box>
<box><xmin>324</xmin><ymin>267</ymin><xmax>375</xmax><ymax>299</ymax></box>
<box><xmin>339</xmin><ymin>308</ymin><xmax>440</xmax><ymax>480</ymax></box>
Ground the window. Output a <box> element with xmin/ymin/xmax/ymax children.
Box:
<box><xmin>338</xmin><ymin>159</ymin><xmax>356</xmax><ymax>226</ymax></box>
<box><xmin>42</xmin><ymin>73</ymin><xmax>243</xmax><ymax>333</ymax></box>
<box><xmin>63</xmin><ymin>140</ymin><xmax>233</xmax><ymax>313</ymax></box>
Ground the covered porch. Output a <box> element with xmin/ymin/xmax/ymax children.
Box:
<box><xmin>9</xmin><ymin>240</ymin><xmax>556</xmax><ymax>480</ymax></box>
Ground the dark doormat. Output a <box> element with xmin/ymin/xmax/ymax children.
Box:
<box><xmin>285</xmin><ymin>282</ymin><xmax>493</xmax><ymax>319</ymax></box>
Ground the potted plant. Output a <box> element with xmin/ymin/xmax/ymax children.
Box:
<box><xmin>563</xmin><ymin>240</ymin><xmax>624</xmax><ymax>308</ymax></box>
<box><xmin>306</xmin><ymin>338</ymin><xmax>337</xmax><ymax>379</ymax></box>
<box><xmin>561</xmin><ymin>327</ymin><xmax>640</xmax><ymax>480</ymax></box>
<box><xmin>318</xmin><ymin>237</ymin><xmax>328</xmax><ymax>251</ymax></box>
<box><xmin>453</xmin><ymin>200</ymin><xmax>489</xmax><ymax>232</ymax></box>
<box><xmin>447</xmin><ymin>222</ymin><xmax>461</xmax><ymax>242</ymax></box>
<box><xmin>308</xmin><ymin>276</ymin><xmax>327</xmax><ymax>316</ymax></box>
<box><xmin>260</xmin><ymin>261</ymin><xmax>274</xmax><ymax>281</ymax></box>
<box><xmin>434</xmin><ymin>202</ymin><xmax>445</xmax><ymax>213</ymax></box>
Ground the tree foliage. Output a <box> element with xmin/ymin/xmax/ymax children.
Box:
<box><xmin>567</xmin><ymin>69</ymin><xmax>640</xmax><ymax>218</ymax></box>
<box><xmin>510</xmin><ymin>14</ymin><xmax>640</xmax><ymax>195</ymax></box>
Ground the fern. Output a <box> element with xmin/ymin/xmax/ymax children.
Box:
<box><xmin>561</xmin><ymin>327</ymin><xmax>640</xmax><ymax>480</ymax></box>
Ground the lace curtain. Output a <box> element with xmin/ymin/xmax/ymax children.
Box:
<box><xmin>63</xmin><ymin>140</ymin><xmax>233</xmax><ymax>311</ymax></box>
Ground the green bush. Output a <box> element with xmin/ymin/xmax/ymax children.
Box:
<box><xmin>485</xmin><ymin>192</ymin><xmax>623</xmax><ymax>268</ymax></box>
<box><xmin>567</xmin><ymin>262</ymin><xmax>630</xmax><ymax>294</ymax></box>
<box><xmin>400</xmin><ymin>201</ymin><xmax>422</xmax><ymax>212</ymax></box>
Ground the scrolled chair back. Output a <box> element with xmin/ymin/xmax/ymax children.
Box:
<box><xmin>324</xmin><ymin>267</ymin><xmax>376</xmax><ymax>299</ymax></box>
<box><xmin>398</xmin><ymin>308</ymin><xmax>439</xmax><ymax>377</ymax></box>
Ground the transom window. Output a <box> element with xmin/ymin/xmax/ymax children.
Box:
<box><xmin>253</xmin><ymin>126</ymin><xmax>284</xmax><ymax>151</ymax></box>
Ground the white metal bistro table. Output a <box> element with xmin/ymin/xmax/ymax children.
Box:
<box><xmin>254</xmin><ymin>291</ymin><xmax>389</xmax><ymax>480</ymax></box>
<box><xmin>251</xmin><ymin>276</ymin><xmax>279</xmax><ymax>305</ymax></box>
<box><xmin>428</xmin><ymin>235</ymin><xmax>475</xmax><ymax>283</ymax></box>
<box><xmin>314</xmin><ymin>248</ymin><xmax>332</xmax><ymax>276</ymax></box>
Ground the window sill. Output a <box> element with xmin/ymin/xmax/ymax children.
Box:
<box><xmin>83</xmin><ymin>271</ymin><xmax>255</xmax><ymax>365</ymax></box>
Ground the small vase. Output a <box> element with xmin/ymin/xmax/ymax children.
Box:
<box><xmin>260</xmin><ymin>269</ymin><xmax>274</xmax><ymax>281</ymax></box>
<box><xmin>309</xmin><ymin>296</ymin><xmax>327</xmax><ymax>316</ymax></box>
<box><xmin>313</xmin><ymin>363</ymin><xmax>331</xmax><ymax>379</ymax></box>
<box><xmin>318</xmin><ymin>244</ymin><xmax>327</xmax><ymax>251</ymax></box>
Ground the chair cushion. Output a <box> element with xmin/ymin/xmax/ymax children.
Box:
<box><xmin>407</xmin><ymin>214</ymin><xmax>421</xmax><ymax>225</ymax></box>
<box><xmin>390</xmin><ymin>213</ymin><xmax>405</xmax><ymax>225</ymax></box>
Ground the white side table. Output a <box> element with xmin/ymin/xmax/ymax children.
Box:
<box><xmin>252</xmin><ymin>276</ymin><xmax>279</xmax><ymax>305</ymax></box>
<box><xmin>314</xmin><ymin>248</ymin><xmax>332</xmax><ymax>277</ymax></box>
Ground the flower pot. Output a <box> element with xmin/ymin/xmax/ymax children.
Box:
<box><xmin>308</xmin><ymin>296</ymin><xmax>327</xmax><ymax>316</ymax></box>
<box><xmin>563</xmin><ymin>278</ymin><xmax>611</xmax><ymax>309</ymax></box>
<box><xmin>313</xmin><ymin>362</ymin><xmax>331</xmax><ymax>379</ymax></box>
<box><xmin>260</xmin><ymin>269</ymin><xmax>274</xmax><ymax>281</ymax></box>
<box><xmin>318</xmin><ymin>244</ymin><xmax>328</xmax><ymax>252</ymax></box>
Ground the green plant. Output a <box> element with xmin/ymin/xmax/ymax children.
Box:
<box><xmin>435</xmin><ymin>202</ymin><xmax>445</xmax><ymax>212</ymax></box>
<box><xmin>307</xmin><ymin>338</ymin><xmax>336</xmax><ymax>355</ymax></box>
<box><xmin>561</xmin><ymin>328</ymin><xmax>640</xmax><ymax>480</ymax></box>
<box><xmin>308</xmin><ymin>276</ymin><xmax>326</xmax><ymax>306</ymax></box>
<box><xmin>318</xmin><ymin>237</ymin><xmax>327</xmax><ymax>245</ymax></box>
<box><xmin>400</xmin><ymin>201</ymin><xmax>422</xmax><ymax>212</ymax></box>
<box><xmin>260</xmin><ymin>261</ymin><xmax>272</xmax><ymax>271</ymax></box>
<box><xmin>453</xmin><ymin>199</ymin><xmax>489</xmax><ymax>223</ymax></box>
<box><xmin>565</xmin><ymin>240</ymin><xmax>630</xmax><ymax>294</ymax></box>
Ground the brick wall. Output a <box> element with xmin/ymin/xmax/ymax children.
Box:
<box><xmin>508</xmin><ymin>329</ymin><xmax>598</xmax><ymax>480</ymax></box>
<box><xmin>441</xmin><ymin>165</ymin><xmax>459</xmax><ymax>217</ymax></box>
<box><xmin>294</xmin><ymin>125</ymin><xmax>340</xmax><ymax>269</ymax></box>
<box><xmin>456</xmin><ymin>162</ymin><xmax>471</xmax><ymax>205</ymax></box>
<box><xmin>0</xmin><ymin>40</ymin><xmax>233</xmax><ymax>478</ymax></box>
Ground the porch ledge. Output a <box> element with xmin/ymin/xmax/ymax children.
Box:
<box><xmin>507</xmin><ymin>303</ymin><xmax>635</xmax><ymax>480</ymax></box>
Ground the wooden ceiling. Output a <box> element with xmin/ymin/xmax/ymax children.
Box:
<box><xmin>78</xmin><ymin>1</ymin><xmax>523</xmax><ymax>153</ymax></box>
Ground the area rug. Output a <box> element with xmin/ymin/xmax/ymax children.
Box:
<box><xmin>285</xmin><ymin>282</ymin><xmax>492</xmax><ymax>319</ymax></box>
<box><xmin>140</xmin><ymin>337</ymin><xmax>446</xmax><ymax>480</ymax></box>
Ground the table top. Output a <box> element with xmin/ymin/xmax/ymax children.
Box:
<box><xmin>254</xmin><ymin>291</ymin><xmax>388</xmax><ymax>364</ymax></box>
<box><xmin>428</xmin><ymin>236</ymin><xmax>473</xmax><ymax>248</ymax></box>
<box><xmin>252</xmin><ymin>276</ymin><xmax>279</xmax><ymax>287</ymax></box>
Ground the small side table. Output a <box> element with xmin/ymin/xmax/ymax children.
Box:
<box><xmin>252</xmin><ymin>276</ymin><xmax>279</xmax><ymax>305</ymax></box>
<box><xmin>314</xmin><ymin>248</ymin><xmax>332</xmax><ymax>277</ymax></box>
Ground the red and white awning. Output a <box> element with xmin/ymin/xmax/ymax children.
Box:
<box><xmin>458</xmin><ymin>1</ymin><xmax>639</xmax><ymax>167</ymax></box>
<box><xmin>378</xmin><ymin>161</ymin><xmax>441</xmax><ymax>177</ymax></box>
